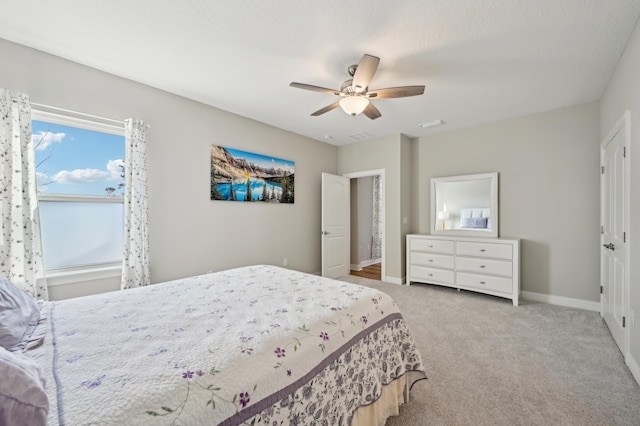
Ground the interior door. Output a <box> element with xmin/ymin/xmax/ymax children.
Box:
<box><xmin>321</xmin><ymin>173</ymin><xmax>350</xmax><ymax>278</ymax></box>
<box><xmin>601</xmin><ymin>122</ymin><xmax>627</xmax><ymax>354</ymax></box>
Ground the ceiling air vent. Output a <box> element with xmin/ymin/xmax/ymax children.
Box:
<box><xmin>349</xmin><ymin>132</ymin><xmax>374</xmax><ymax>141</ymax></box>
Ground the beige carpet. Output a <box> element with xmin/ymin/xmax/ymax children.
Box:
<box><xmin>340</xmin><ymin>275</ymin><xmax>640</xmax><ymax>426</ymax></box>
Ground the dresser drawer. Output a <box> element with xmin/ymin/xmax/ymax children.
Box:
<box><xmin>456</xmin><ymin>257</ymin><xmax>512</xmax><ymax>277</ymax></box>
<box><xmin>411</xmin><ymin>252</ymin><xmax>454</xmax><ymax>269</ymax></box>
<box><xmin>457</xmin><ymin>272</ymin><xmax>513</xmax><ymax>294</ymax></box>
<box><xmin>456</xmin><ymin>241</ymin><xmax>513</xmax><ymax>260</ymax></box>
<box><xmin>410</xmin><ymin>266</ymin><xmax>454</xmax><ymax>285</ymax></box>
<box><xmin>411</xmin><ymin>238</ymin><xmax>454</xmax><ymax>254</ymax></box>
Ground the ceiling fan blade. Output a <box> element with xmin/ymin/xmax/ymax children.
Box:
<box><xmin>290</xmin><ymin>82</ymin><xmax>340</xmax><ymax>95</ymax></box>
<box><xmin>311</xmin><ymin>102</ymin><xmax>340</xmax><ymax>116</ymax></box>
<box><xmin>362</xmin><ymin>103</ymin><xmax>382</xmax><ymax>120</ymax></box>
<box><xmin>352</xmin><ymin>54</ymin><xmax>380</xmax><ymax>93</ymax></box>
<box><xmin>367</xmin><ymin>85</ymin><xmax>425</xmax><ymax>99</ymax></box>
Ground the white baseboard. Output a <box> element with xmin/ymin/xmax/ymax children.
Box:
<box><xmin>351</xmin><ymin>258</ymin><xmax>382</xmax><ymax>271</ymax></box>
<box><xmin>627</xmin><ymin>353</ymin><xmax>640</xmax><ymax>387</ymax></box>
<box><xmin>521</xmin><ymin>291</ymin><xmax>600</xmax><ymax>312</ymax></box>
<box><xmin>384</xmin><ymin>275</ymin><xmax>403</xmax><ymax>285</ymax></box>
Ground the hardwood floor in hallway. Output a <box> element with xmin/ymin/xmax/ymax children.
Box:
<box><xmin>350</xmin><ymin>262</ymin><xmax>381</xmax><ymax>281</ymax></box>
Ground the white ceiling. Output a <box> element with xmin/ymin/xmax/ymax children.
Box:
<box><xmin>1</xmin><ymin>1</ymin><xmax>639</xmax><ymax>146</ymax></box>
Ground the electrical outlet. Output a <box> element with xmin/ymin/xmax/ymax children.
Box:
<box><xmin>283</xmin><ymin>257</ymin><xmax>288</xmax><ymax>266</ymax></box>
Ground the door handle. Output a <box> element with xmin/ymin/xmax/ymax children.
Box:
<box><xmin>602</xmin><ymin>243</ymin><xmax>615</xmax><ymax>251</ymax></box>
<box><xmin>322</xmin><ymin>231</ymin><xmax>331</xmax><ymax>235</ymax></box>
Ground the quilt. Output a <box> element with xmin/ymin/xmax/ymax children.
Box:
<box><xmin>34</xmin><ymin>265</ymin><xmax>426</xmax><ymax>425</ymax></box>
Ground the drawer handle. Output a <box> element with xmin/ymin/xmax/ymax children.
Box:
<box><xmin>428</xmin><ymin>245</ymin><xmax>434</xmax><ymax>248</ymax></box>
<box><xmin>428</xmin><ymin>259</ymin><xmax>433</xmax><ymax>262</ymax></box>
<box><xmin>480</xmin><ymin>265</ymin><xmax>486</xmax><ymax>268</ymax></box>
<box><xmin>428</xmin><ymin>273</ymin><xmax>433</xmax><ymax>277</ymax></box>
<box><xmin>479</xmin><ymin>281</ymin><xmax>486</xmax><ymax>285</ymax></box>
<box><xmin>480</xmin><ymin>249</ymin><xmax>486</xmax><ymax>252</ymax></box>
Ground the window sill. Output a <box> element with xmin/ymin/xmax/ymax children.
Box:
<box><xmin>45</xmin><ymin>264</ymin><xmax>122</xmax><ymax>287</ymax></box>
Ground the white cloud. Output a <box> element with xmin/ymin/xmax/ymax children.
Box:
<box><xmin>106</xmin><ymin>159</ymin><xmax>124</xmax><ymax>177</ymax></box>
<box><xmin>51</xmin><ymin>159</ymin><xmax>124</xmax><ymax>184</ymax></box>
<box><xmin>32</xmin><ymin>131</ymin><xmax>65</xmax><ymax>151</ymax></box>
<box><xmin>36</xmin><ymin>172</ymin><xmax>49</xmax><ymax>191</ymax></box>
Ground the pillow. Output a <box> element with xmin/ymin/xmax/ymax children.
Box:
<box><xmin>0</xmin><ymin>277</ymin><xmax>40</xmax><ymax>351</ymax></box>
<box><xmin>460</xmin><ymin>217</ymin><xmax>488</xmax><ymax>229</ymax></box>
<box><xmin>0</xmin><ymin>346</ymin><xmax>48</xmax><ymax>426</ymax></box>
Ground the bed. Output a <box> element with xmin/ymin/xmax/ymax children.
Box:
<box><xmin>1</xmin><ymin>265</ymin><xmax>427</xmax><ymax>425</ymax></box>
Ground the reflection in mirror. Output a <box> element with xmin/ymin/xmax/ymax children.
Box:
<box><xmin>430</xmin><ymin>173</ymin><xmax>498</xmax><ymax>237</ymax></box>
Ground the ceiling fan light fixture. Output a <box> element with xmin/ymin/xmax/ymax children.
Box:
<box><xmin>291</xmin><ymin>53</ymin><xmax>424</xmax><ymax>120</ymax></box>
<box><xmin>339</xmin><ymin>96</ymin><xmax>369</xmax><ymax>116</ymax></box>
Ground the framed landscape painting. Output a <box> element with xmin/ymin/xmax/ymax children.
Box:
<box><xmin>210</xmin><ymin>145</ymin><xmax>295</xmax><ymax>203</ymax></box>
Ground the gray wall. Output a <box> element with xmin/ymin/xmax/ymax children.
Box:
<box><xmin>600</xmin><ymin>17</ymin><xmax>640</xmax><ymax>378</ymax></box>
<box><xmin>0</xmin><ymin>38</ymin><xmax>338</xmax><ymax>298</ymax></box>
<box><xmin>339</xmin><ymin>134</ymin><xmax>406</xmax><ymax>283</ymax></box>
<box><xmin>414</xmin><ymin>102</ymin><xmax>601</xmax><ymax>302</ymax></box>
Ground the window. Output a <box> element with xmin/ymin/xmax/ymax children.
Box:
<box><xmin>32</xmin><ymin>111</ymin><xmax>125</xmax><ymax>271</ymax></box>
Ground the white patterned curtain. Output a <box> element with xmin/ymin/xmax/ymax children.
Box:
<box><xmin>0</xmin><ymin>89</ymin><xmax>49</xmax><ymax>300</ymax></box>
<box><xmin>121</xmin><ymin>118</ymin><xmax>150</xmax><ymax>289</ymax></box>
<box><xmin>371</xmin><ymin>175</ymin><xmax>382</xmax><ymax>260</ymax></box>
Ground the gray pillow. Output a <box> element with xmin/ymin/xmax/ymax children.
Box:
<box><xmin>460</xmin><ymin>217</ymin><xmax>488</xmax><ymax>229</ymax></box>
<box><xmin>0</xmin><ymin>346</ymin><xmax>48</xmax><ymax>426</ymax></box>
<box><xmin>0</xmin><ymin>277</ymin><xmax>40</xmax><ymax>351</ymax></box>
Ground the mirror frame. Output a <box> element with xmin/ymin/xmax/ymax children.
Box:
<box><xmin>430</xmin><ymin>172</ymin><xmax>499</xmax><ymax>237</ymax></box>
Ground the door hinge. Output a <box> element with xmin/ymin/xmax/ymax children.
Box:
<box><xmin>624</xmin><ymin>147</ymin><xmax>626</xmax><ymax>158</ymax></box>
<box><xmin>600</xmin><ymin>285</ymin><xmax>603</xmax><ymax>294</ymax></box>
<box><xmin>624</xmin><ymin>232</ymin><xmax>626</xmax><ymax>243</ymax></box>
<box><xmin>623</xmin><ymin>316</ymin><xmax>626</xmax><ymax>328</ymax></box>
<box><xmin>600</xmin><ymin>226</ymin><xmax>604</xmax><ymax>235</ymax></box>
<box><xmin>601</xmin><ymin>165</ymin><xmax>605</xmax><ymax>174</ymax></box>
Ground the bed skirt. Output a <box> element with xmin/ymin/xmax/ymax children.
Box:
<box><xmin>352</xmin><ymin>375</ymin><xmax>407</xmax><ymax>426</ymax></box>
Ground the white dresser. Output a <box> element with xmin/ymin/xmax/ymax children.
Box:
<box><xmin>406</xmin><ymin>234</ymin><xmax>520</xmax><ymax>305</ymax></box>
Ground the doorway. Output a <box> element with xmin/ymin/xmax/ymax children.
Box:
<box><xmin>344</xmin><ymin>170</ymin><xmax>385</xmax><ymax>282</ymax></box>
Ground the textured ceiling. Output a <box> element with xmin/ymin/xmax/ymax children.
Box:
<box><xmin>1</xmin><ymin>0</ymin><xmax>639</xmax><ymax>146</ymax></box>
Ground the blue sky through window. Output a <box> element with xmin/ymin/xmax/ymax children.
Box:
<box><xmin>33</xmin><ymin>120</ymin><xmax>125</xmax><ymax>196</ymax></box>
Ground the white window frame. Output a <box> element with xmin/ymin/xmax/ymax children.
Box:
<box><xmin>32</xmin><ymin>109</ymin><xmax>125</xmax><ymax>286</ymax></box>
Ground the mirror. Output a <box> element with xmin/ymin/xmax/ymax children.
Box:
<box><xmin>430</xmin><ymin>172</ymin><xmax>498</xmax><ymax>237</ymax></box>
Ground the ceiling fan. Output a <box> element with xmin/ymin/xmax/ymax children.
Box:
<box><xmin>290</xmin><ymin>54</ymin><xmax>425</xmax><ymax>120</ymax></box>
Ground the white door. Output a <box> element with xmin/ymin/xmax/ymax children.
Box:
<box><xmin>601</xmin><ymin>119</ymin><xmax>628</xmax><ymax>354</ymax></box>
<box><xmin>321</xmin><ymin>173</ymin><xmax>350</xmax><ymax>278</ymax></box>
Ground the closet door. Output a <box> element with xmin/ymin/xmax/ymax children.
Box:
<box><xmin>601</xmin><ymin>114</ymin><xmax>628</xmax><ymax>355</ymax></box>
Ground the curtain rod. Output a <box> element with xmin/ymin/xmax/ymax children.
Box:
<box><xmin>30</xmin><ymin>102</ymin><xmax>151</xmax><ymax>129</ymax></box>
<box><xmin>30</xmin><ymin>102</ymin><xmax>125</xmax><ymax>125</ymax></box>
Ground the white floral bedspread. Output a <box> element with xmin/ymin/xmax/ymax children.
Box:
<box><xmin>37</xmin><ymin>265</ymin><xmax>426</xmax><ymax>425</ymax></box>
